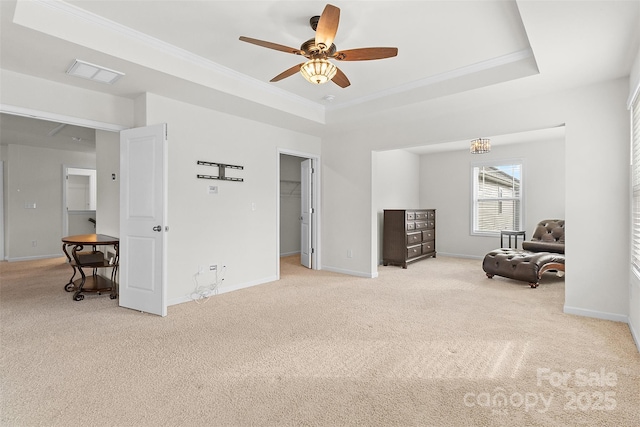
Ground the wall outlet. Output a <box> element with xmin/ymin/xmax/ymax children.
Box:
<box><xmin>209</xmin><ymin>264</ymin><xmax>217</xmax><ymax>271</ymax></box>
<box><xmin>347</xmin><ymin>249</ymin><xmax>353</xmax><ymax>258</ymax></box>
<box><xmin>31</xmin><ymin>240</ymin><xmax>37</xmax><ymax>247</ymax></box>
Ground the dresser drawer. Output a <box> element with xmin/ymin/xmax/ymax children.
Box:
<box><xmin>427</xmin><ymin>211</ymin><xmax>435</xmax><ymax>220</ymax></box>
<box><xmin>406</xmin><ymin>212</ymin><xmax>415</xmax><ymax>220</ymax></box>
<box><xmin>407</xmin><ymin>232</ymin><xmax>421</xmax><ymax>245</ymax></box>
<box><xmin>407</xmin><ymin>245</ymin><xmax>421</xmax><ymax>259</ymax></box>
<box><xmin>415</xmin><ymin>221</ymin><xmax>428</xmax><ymax>230</ymax></box>
<box><xmin>426</xmin><ymin>220</ymin><xmax>435</xmax><ymax>229</ymax></box>
<box><xmin>415</xmin><ymin>211</ymin><xmax>428</xmax><ymax>220</ymax></box>
<box><xmin>422</xmin><ymin>230</ymin><xmax>435</xmax><ymax>241</ymax></box>
<box><xmin>422</xmin><ymin>242</ymin><xmax>435</xmax><ymax>254</ymax></box>
<box><xmin>406</xmin><ymin>222</ymin><xmax>415</xmax><ymax>231</ymax></box>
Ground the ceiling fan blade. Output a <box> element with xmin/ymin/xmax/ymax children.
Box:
<box><xmin>270</xmin><ymin>63</ymin><xmax>304</xmax><ymax>82</ymax></box>
<box><xmin>333</xmin><ymin>47</ymin><xmax>398</xmax><ymax>61</ymax></box>
<box><xmin>331</xmin><ymin>67</ymin><xmax>351</xmax><ymax>88</ymax></box>
<box><xmin>315</xmin><ymin>4</ymin><xmax>340</xmax><ymax>51</ymax></box>
<box><xmin>239</xmin><ymin>36</ymin><xmax>303</xmax><ymax>55</ymax></box>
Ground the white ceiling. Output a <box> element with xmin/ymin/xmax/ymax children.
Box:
<box><xmin>0</xmin><ymin>113</ymin><xmax>96</xmax><ymax>153</ymax></box>
<box><xmin>1</xmin><ymin>0</ymin><xmax>638</xmax><ymax>150</ymax></box>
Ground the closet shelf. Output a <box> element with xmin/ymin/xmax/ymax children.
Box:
<box><xmin>280</xmin><ymin>180</ymin><xmax>301</xmax><ymax>196</ymax></box>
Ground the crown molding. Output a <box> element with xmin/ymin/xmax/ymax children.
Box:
<box><xmin>1</xmin><ymin>104</ymin><xmax>127</xmax><ymax>132</ymax></box>
<box><xmin>326</xmin><ymin>48</ymin><xmax>535</xmax><ymax>112</ymax></box>
<box><xmin>31</xmin><ymin>0</ymin><xmax>324</xmax><ymax>115</ymax></box>
<box><xmin>24</xmin><ymin>1</ymin><xmax>536</xmax><ymax>118</ymax></box>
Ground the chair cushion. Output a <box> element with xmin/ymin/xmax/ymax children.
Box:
<box><xmin>522</xmin><ymin>219</ymin><xmax>565</xmax><ymax>253</ymax></box>
<box><xmin>521</xmin><ymin>241</ymin><xmax>565</xmax><ymax>254</ymax></box>
<box><xmin>483</xmin><ymin>249</ymin><xmax>565</xmax><ymax>283</ymax></box>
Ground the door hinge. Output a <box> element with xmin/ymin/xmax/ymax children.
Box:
<box><xmin>165</xmin><ymin>226</ymin><xmax>169</xmax><ymax>232</ymax></box>
<box><xmin>311</xmin><ymin>248</ymin><xmax>314</xmax><ymax>254</ymax></box>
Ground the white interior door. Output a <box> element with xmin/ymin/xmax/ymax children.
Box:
<box><xmin>119</xmin><ymin>123</ymin><xmax>167</xmax><ymax>316</ymax></box>
<box><xmin>300</xmin><ymin>159</ymin><xmax>313</xmax><ymax>268</ymax></box>
<box><xmin>0</xmin><ymin>161</ymin><xmax>4</xmax><ymax>261</ymax></box>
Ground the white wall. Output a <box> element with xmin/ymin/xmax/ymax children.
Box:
<box><xmin>563</xmin><ymin>81</ymin><xmax>629</xmax><ymax>322</ymax></box>
<box><xmin>322</xmin><ymin>77</ymin><xmax>630</xmax><ymax>322</ymax></box>
<box><xmin>322</xmin><ymin>136</ymin><xmax>377</xmax><ymax>277</ymax></box>
<box><xmin>0</xmin><ymin>70</ymin><xmax>133</xmax><ymax>128</ymax></box>
<box><xmin>372</xmin><ymin>149</ymin><xmax>420</xmax><ymax>265</ymax></box>
<box><xmin>95</xmin><ymin>130</ymin><xmax>120</xmax><ymax>238</ymax></box>
<box><xmin>142</xmin><ymin>93</ymin><xmax>321</xmax><ymax>303</ymax></box>
<box><xmin>0</xmin><ymin>160</ymin><xmax>4</xmax><ymax>260</ymax></box>
<box><xmin>418</xmin><ymin>136</ymin><xmax>565</xmax><ymax>258</ymax></box>
<box><xmin>4</xmin><ymin>144</ymin><xmax>95</xmax><ymax>260</ymax></box>
<box><xmin>67</xmin><ymin>212</ymin><xmax>95</xmax><ymax>235</ymax></box>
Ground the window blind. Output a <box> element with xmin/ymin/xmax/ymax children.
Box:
<box><xmin>632</xmin><ymin>93</ymin><xmax>640</xmax><ymax>273</ymax></box>
<box><xmin>473</xmin><ymin>164</ymin><xmax>522</xmax><ymax>233</ymax></box>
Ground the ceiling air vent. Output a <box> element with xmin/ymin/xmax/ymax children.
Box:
<box><xmin>66</xmin><ymin>59</ymin><xmax>124</xmax><ymax>84</ymax></box>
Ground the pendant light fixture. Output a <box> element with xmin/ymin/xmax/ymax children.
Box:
<box><xmin>470</xmin><ymin>137</ymin><xmax>491</xmax><ymax>154</ymax></box>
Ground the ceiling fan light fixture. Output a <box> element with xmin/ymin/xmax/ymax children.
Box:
<box><xmin>300</xmin><ymin>59</ymin><xmax>337</xmax><ymax>85</ymax></box>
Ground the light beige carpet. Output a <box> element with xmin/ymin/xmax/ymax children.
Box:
<box><xmin>1</xmin><ymin>255</ymin><xmax>638</xmax><ymax>426</ymax></box>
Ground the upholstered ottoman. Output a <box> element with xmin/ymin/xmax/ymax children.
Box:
<box><xmin>482</xmin><ymin>249</ymin><xmax>565</xmax><ymax>288</ymax></box>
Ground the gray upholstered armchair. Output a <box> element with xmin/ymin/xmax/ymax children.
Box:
<box><xmin>522</xmin><ymin>220</ymin><xmax>565</xmax><ymax>254</ymax></box>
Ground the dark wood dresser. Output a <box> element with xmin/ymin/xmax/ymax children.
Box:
<box><xmin>383</xmin><ymin>209</ymin><xmax>436</xmax><ymax>268</ymax></box>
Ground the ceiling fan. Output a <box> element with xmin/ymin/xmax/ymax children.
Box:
<box><xmin>239</xmin><ymin>4</ymin><xmax>398</xmax><ymax>88</ymax></box>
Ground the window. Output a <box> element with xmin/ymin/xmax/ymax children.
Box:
<box><xmin>631</xmin><ymin>93</ymin><xmax>640</xmax><ymax>274</ymax></box>
<box><xmin>472</xmin><ymin>162</ymin><xmax>522</xmax><ymax>234</ymax></box>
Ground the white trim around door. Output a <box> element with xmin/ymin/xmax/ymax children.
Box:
<box><xmin>277</xmin><ymin>148</ymin><xmax>321</xmax><ymax>279</ymax></box>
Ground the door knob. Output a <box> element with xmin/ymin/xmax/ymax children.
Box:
<box><xmin>153</xmin><ymin>225</ymin><xmax>162</xmax><ymax>232</ymax></box>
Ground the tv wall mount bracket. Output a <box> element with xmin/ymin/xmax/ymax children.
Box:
<box><xmin>196</xmin><ymin>160</ymin><xmax>244</xmax><ymax>182</ymax></box>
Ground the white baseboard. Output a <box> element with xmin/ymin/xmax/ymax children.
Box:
<box><xmin>436</xmin><ymin>252</ymin><xmax>484</xmax><ymax>260</ymax></box>
<box><xmin>167</xmin><ymin>295</ymin><xmax>192</xmax><ymax>306</ymax></box>
<box><xmin>7</xmin><ymin>254</ymin><xmax>63</xmax><ymax>262</ymax></box>
<box><xmin>322</xmin><ymin>265</ymin><xmax>378</xmax><ymax>278</ymax></box>
<box><xmin>628</xmin><ymin>317</ymin><xmax>640</xmax><ymax>353</ymax></box>
<box><xmin>563</xmin><ymin>305</ymin><xmax>628</xmax><ymax>324</ymax></box>
<box><xmin>280</xmin><ymin>251</ymin><xmax>300</xmax><ymax>257</ymax></box>
<box><xmin>168</xmin><ymin>275</ymin><xmax>278</xmax><ymax>307</ymax></box>
<box><xmin>377</xmin><ymin>253</ymin><xmax>482</xmax><ymax>266</ymax></box>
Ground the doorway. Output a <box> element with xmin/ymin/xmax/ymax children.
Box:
<box><xmin>277</xmin><ymin>150</ymin><xmax>320</xmax><ymax>278</ymax></box>
<box><xmin>62</xmin><ymin>166</ymin><xmax>97</xmax><ymax>237</ymax></box>
<box><xmin>0</xmin><ymin>108</ymin><xmax>123</xmax><ymax>260</ymax></box>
